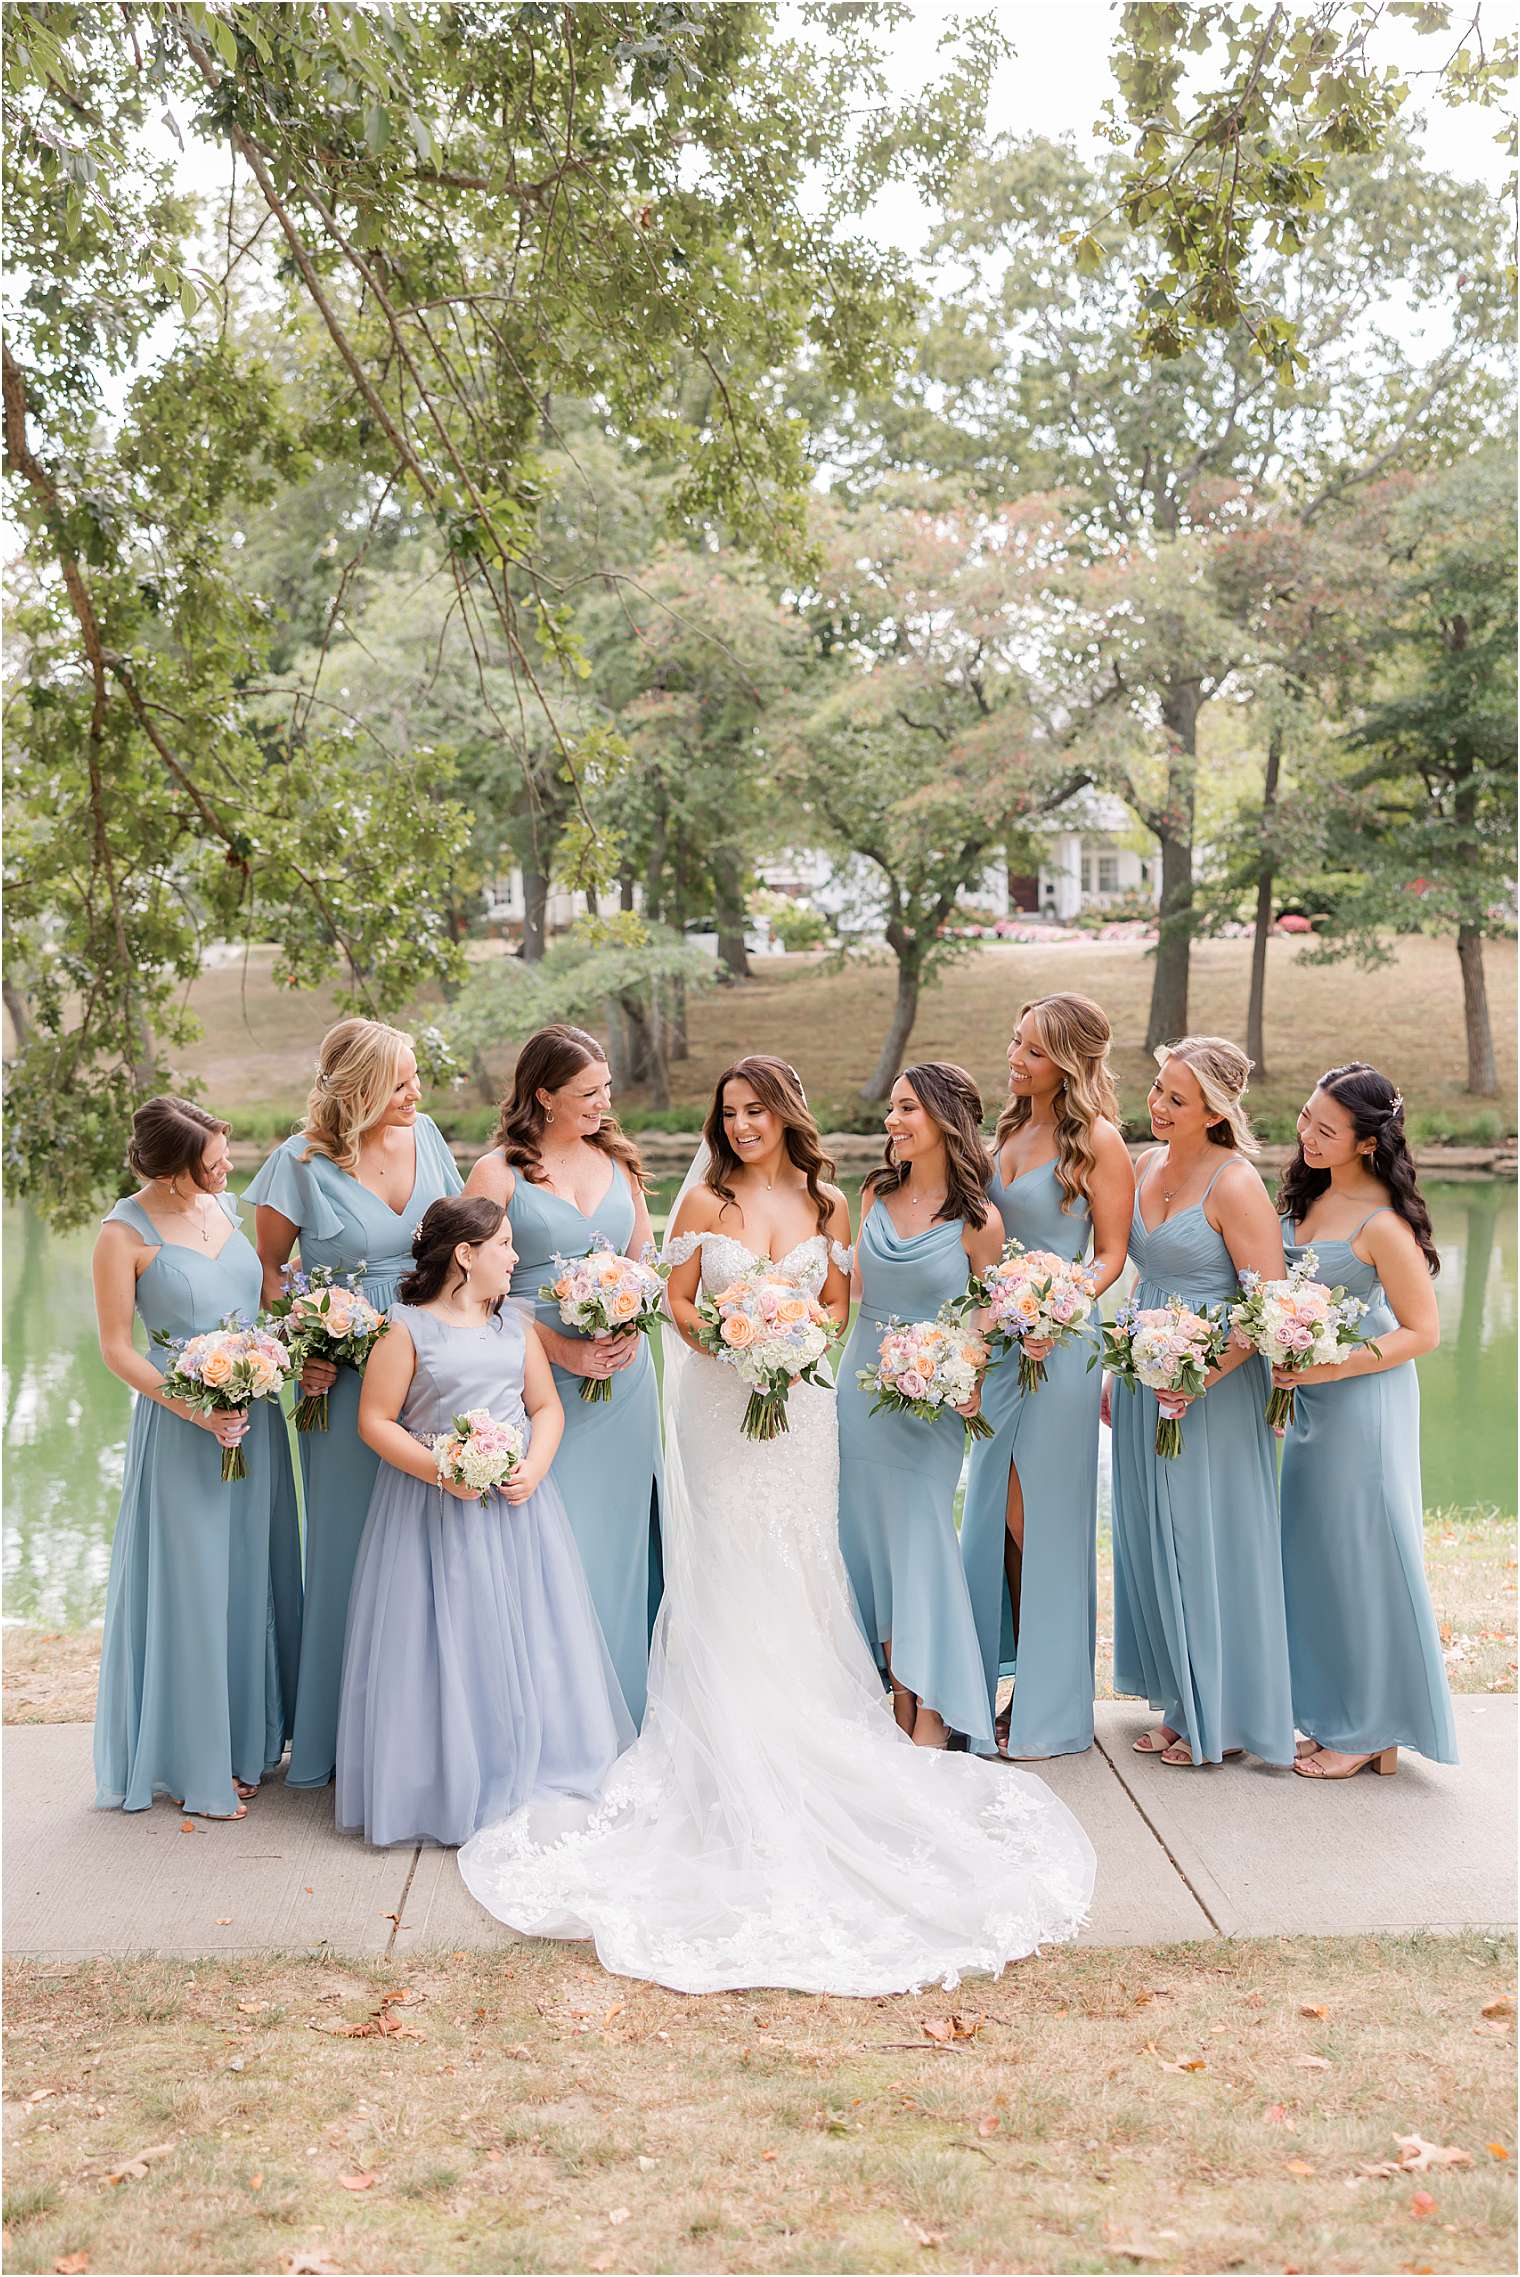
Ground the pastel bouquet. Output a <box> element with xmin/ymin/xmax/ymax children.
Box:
<box><xmin>1095</xmin><ymin>1297</ymin><xmax>1234</xmax><ymax>1460</ymax></box>
<box><xmin>152</xmin><ymin>1317</ymin><xmax>293</xmax><ymax>1482</ymax></box>
<box><xmin>692</xmin><ymin>1265</ymin><xmax>839</xmax><ymax>1441</ymax></box>
<box><xmin>858</xmin><ymin>1310</ymin><xmax>994</xmax><ymax>1440</ymax></box>
<box><xmin>431</xmin><ymin>1408</ymin><xmax>526</xmax><ymax>1503</ymax></box>
<box><xmin>968</xmin><ymin>1241</ymin><xmax>1099</xmax><ymax>1394</ymax></box>
<box><xmin>540</xmin><ymin>1236</ymin><xmax>666</xmax><ymax>1402</ymax></box>
<box><xmin>269</xmin><ymin>1264</ymin><xmax>388</xmax><ymax>1432</ymax></box>
<box><xmin>1230</xmin><ymin>1250</ymin><xmax>1378</xmax><ymax>1432</ymax></box>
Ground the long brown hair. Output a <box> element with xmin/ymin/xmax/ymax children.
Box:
<box><xmin>865</xmin><ymin>1062</ymin><xmax>991</xmax><ymax>1228</ymax></box>
<box><xmin>1277</xmin><ymin>1063</ymin><xmax>1439</xmax><ymax>1276</ymax></box>
<box><xmin>494</xmin><ymin>1024</ymin><xmax>647</xmax><ymax>1193</ymax></box>
<box><xmin>995</xmin><ymin>994</ymin><xmax>1120</xmax><ymax>1215</ymax></box>
<box><xmin>701</xmin><ymin>1056</ymin><xmax>835</xmax><ymax>1230</ymax></box>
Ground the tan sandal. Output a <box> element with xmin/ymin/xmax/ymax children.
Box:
<box><xmin>1160</xmin><ymin>1745</ymin><xmax>1243</xmax><ymax>1768</ymax></box>
<box><xmin>1293</xmin><ymin>1746</ymin><xmax>1398</xmax><ymax>1781</ymax></box>
<box><xmin>1132</xmin><ymin>1727</ymin><xmax>1178</xmax><ymax>1755</ymax></box>
<box><xmin>1294</xmin><ymin>1738</ymin><xmax>1323</xmax><ymax>1760</ymax></box>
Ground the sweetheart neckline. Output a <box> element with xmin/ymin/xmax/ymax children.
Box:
<box><xmin>697</xmin><ymin>1229</ymin><xmax>830</xmax><ymax>1271</ymax></box>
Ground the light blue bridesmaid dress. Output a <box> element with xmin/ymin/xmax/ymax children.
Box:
<box><xmin>506</xmin><ymin>1165</ymin><xmax>664</xmax><ymax>1725</ymax></box>
<box><xmin>1279</xmin><ymin>1212</ymin><xmax>1458</xmax><ymax>1763</ymax></box>
<box><xmin>243</xmin><ymin>1114</ymin><xmax>461</xmax><ymax>1787</ymax></box>
<box><xmin>960</xmin><ymin>1160</ymin><xmax>1100</xmax><ymax>1758</ymax></box>
<box><xmin>336</xmin><ymin>1303</ymin><xmax>634</xmax><ymax>1847</ymax></box>
<box><xmin>1110</xmin><ymin>1155</ymin><xmax>1295</xmax><ymax>1766</ymax></box>
<box><xmin>93</xmin><ymin>1193</ymin><xmax>300</xmax><ymax>1815</ymax></box>
<box><xmin>835</xmin><ymin>1206</ymin><xmax>994</xmax><ymax>1748</ymax></box>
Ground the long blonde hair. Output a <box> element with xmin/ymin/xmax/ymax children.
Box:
<box><xmin>994</xmin><ymin>994</ymin><xmax>1119</xmax><ymax>1215</ymax></box>
<box><xmin>301</xmin><ymin>1017</ymin><xmax>414</xmax><ymax>1173</ymax></box>
<box><xmin>1156</xmin><ymin>1035</ymin><xmax>1258</xmax><ymax>1156</ymax></box>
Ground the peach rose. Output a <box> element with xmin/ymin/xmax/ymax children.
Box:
<box><xmin>610</xmin><ymin>1289</ymin><xmax>641</xmax><ymax>1321</ymax></box>
<box><xmin>200</xmin><ymin>1347</ymin><xmax>234</xmax><ymax>1388</ymax></box>
<box><xmin>776</xmin><ymin>1297</ymin><xmax>808</xmax><ymax>1325</ymax></box>
<box><xmin>721</xmin><ymin>1314</ymin><xmax>756</xmax><ymax>1348</ymax></box>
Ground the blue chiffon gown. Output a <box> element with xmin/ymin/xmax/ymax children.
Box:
<box><xmin>335</xmin><ymin>1303</ymin><xmax>634</xmax><ymax>1847</ymax></box>
<box><xmin>1279</xmin><ymin>1211</ymin><xmax>1458</xmax><ymax>1763</ymax></box>
<box><xmin>505</xmin><ymin>1164</ymin><xmax>664</xmax><ymax>1726</ymax></box>
<box><xmin>835</xmin><ymin>1207</ymin><xmax>994</xmax><ymax>1748</ymax></box>
<box><xmin>93</xmin><ymin>1193</ymin><xmax>301</xmax><ymax>1815</ymax></box>
<box><xmin>960</xmin><ymin>1161</ymin><xmax>1100</xmax><ymax>1758</ymax></box>
<box><xmin>1110</xmin><ymin>1157</ymin><xmax>1295</xmax><ymax>1767</ymax></box>
<box><xmin>243</xmin><ymin>1114</ymin><xmax>461</xmax><ymax>1786</ymax></box>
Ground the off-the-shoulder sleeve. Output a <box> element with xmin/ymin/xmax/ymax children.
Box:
<box><xmin>661</xmin><ymin>1230</ymin><xmax>704</xmax><ymax>1268</ymax></box>
<box><xmin>829</xmin><ymin>1239</ymin><xmax>854</xmax><ymax>1273</ymax></box>
<box><xmin>242</xmin><ymin>1138</ymin><xmax>346</xmax><ymax>1240</ymax></box>
<box><xmin>418</xmin><ymin>1114</ymin><xmax>463</xmax><ymax>1198</ymax></box>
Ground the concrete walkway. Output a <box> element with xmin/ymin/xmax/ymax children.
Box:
<box><xmin>6</xmin><ymin>1699</ymin><xmax>1513</xmax><ymax>1962</ymax></box>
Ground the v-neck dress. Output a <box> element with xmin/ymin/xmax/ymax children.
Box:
<box><xmin>93</xmin><ymin>1193</ymin><xmax>301</xmax><ymax>1816</ymax></box>
<box><xmin>244</xmin><ymin>1114</ymin><xmax>461</xmax><ymax>1786</ymax></box>
<box><xmin>335</xmin><ymin>1304</ymin><xmax>634</xmax><ymax>1847</ymax></box>
<box><xmin>834</xmin><ymin>1206</ymin><xmax>994</xmax><ymax>1748</ymax></box>
<box><xmin>1279</xmin><ymin>1214</ymin><xmax>1457</xmax><ymax>1763</ymax></box>
<box><xmin>960</xmin><ymin>1159</ymin><xmax>1101</xmax><ymax>1759</ymax></box>
<box><xmin>1109</xmin><ymin>1157</ymin><xmax>1294</xmax><ymax>1766</ymax></box>
<box><xmin>505</xmin><ymin>1163</ymin><xmax>664</xmax><ymax>1727</ymax></box>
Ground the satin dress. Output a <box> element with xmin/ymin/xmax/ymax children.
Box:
<box><xmin>243</xmin><ymin>1114</ymin><xmax>461</xmax><ymax>1785</ymax></box>
<box><xmin>505</xmin><ymin>1163</ymin><xmax>664</xmax><ymax>1726</ymax></box>
<box><xmin>93</xmin><ymin>1193</ymin><xmax>301</xmax><ymax>1815</ymax></box>
<box><xmin>1279</xmin><ymin>1212</ymin><xmax>1457</xmax><ymax>1763</ymax></box>
<box><xmin>835</xmin><ymin>1206</ymin><xmax>994</xmax><ymax>1748</ymax></box>
<box><xmin>1109</xmin><ymin>1157</ymin><xmax>1295</xmax><ymax>1766</ymax></box>
<box><xmin>960</xmin><ymin>1160</ymin><xmax>1101</xmax><ymax>1758</ymax></box>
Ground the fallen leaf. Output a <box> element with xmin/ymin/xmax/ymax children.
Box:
<box><xmin>178</xmin><ymin>1819</ymin><xmax>202</xmax><ymax>1834</ymax></box>
<box><xmin>214</xmin><ymin>1917</ymin><xmax>233</xmax><ymax>1927</ymax></box>
<box><xmin>1410</xmin><ymin>2190</ymin><xmax>1436</xmax><ymax>2217</ymax></box>
<box><xmin>236</xmin><ymin>2001</ymin><xmax>267</xmax><ymax>2015</ymax></box>
<box><xmin>105</xmin><ymin>2140</ymin><xmax>177</xmax><ymax>2186</ymax></box>
<box><xmin>304</xmin><ymin>1886</ymin><xmax>313</xmax><ymax>1896</ymax></box>
<box><xmin>1300</xmin><ymin>2004</ymin><xmax>1328</xmax><ymax>2018</ymax></box>
<box><xmin>249</xmin><ymin>2173</ymin><xmax>264</xmax><ymax>2192</ymax></box>
<box><xmin>608</xmin><ymin>2207</ymin><xmax>631</xmax><ymax>2226</ymax></box>
<box><xmin>636</xmin><ymin>2154</ymin><xmax>657</xmax><ymax>2171</ymax></box>
<box><xmin>904</xmin><ymin>2223</ymin><xmax>944</xmax><ymax>2248</ymax></box>
<box><xmin>977</xmin><ymin>2115</ymin><xmax>1002</xmax><ymax>2138</ymax></box>
<box><xmin>376</xmin><ymin>1988</ymin><xmax>410</xmax><ymax>2008</ymax></box>
<box><xmin>280</xmin><ymin>2256</ymin><xmax>344</xmax><ymax>2276</ymax></box>
<box><xmin>1263</xmin><ymin>2103</ymin><xmax>1289</xmax><ymax>2125</ymax></box>
<box><xmin>26</xmin><ymin>2087</ymin><xmax>57</xmax><ymax>2105</ymax></box>
<box><xmin>1160</xmin><ymin>2055</ymin><xmax>1207</xmax><ymax>2073</ymax></box>
<box><xmin>1394</xmin><ymin>2134</ymin><xmax>1472</xmax><ymax>2173</ymax></box>
<box><xmin>54</xmin><ymin>2256</ymin><xmax>90</xmax><ymax>2274</ymax></box>
<box><xmin>761</xmin><ymin>2148</ymin><xmax>777</xmax><ymax>2161</ymax></box>
<box><xmin>921</xmin><ymin>2018</ymin><xmax>954</xmax><ymax>2044</ymax></box>
<box><xmin>337</xmin><ymin>2172</ymin><xmax>377</xmax><ymax>2193</ymax></box>
<box><xmin>603</xmin><ymin>2000</ymin><xmax>627</xmax><ymax>2027</ymax></box>
<box><xmin>1284</xmin><ymin>2159</ymin><xmax>1315</xmax><ymax>2177</ymax></box>
<box><xmin>1294</xmin><ymin>2054</ymin><xmax>1332</xmax><ymax>2070</ymax></box>
<box><xmin>1481</xmin><ymin>1996</ymin><xmax>1514</xmax><ymax>2021</ymax></box>
<box><xmin>1487</xmin><ymin>2142</ymin><xmax>1510</xmax><ymax>2160</ymax></box>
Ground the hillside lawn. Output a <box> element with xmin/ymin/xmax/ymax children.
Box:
<box><xmin>168</xmin><ymin>932</ymin><xmax>1516</xmax><ymax>1146</ymax></box>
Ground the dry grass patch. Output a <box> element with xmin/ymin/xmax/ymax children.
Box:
<box><xmin>3</xmin><ymin>1629</ymin><xmax>103</xmax><ymax>1725</ymax></box>
<box><xmin>3</xmin><ymin>1935</ymin><xmax>1514</xmax><ymax>2275</ymax></box>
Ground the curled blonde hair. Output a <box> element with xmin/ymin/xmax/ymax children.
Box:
<box><xmin>995</xmin><ymin>994</ymin><xmax>1119</xmax><ymax>1214</ymax></box>
<box><xmin>1155</xmin><ymin>1035</ymin><xmax>1257</xmax><ymax>1156</ymax></box>
<box><xmin>301</xmin><ymin>1017</ymin><xmax>414</xmax><ymax>1173</ymax></box>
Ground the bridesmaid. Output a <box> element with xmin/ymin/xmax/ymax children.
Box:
<box><xmin>93</xmin><ymin>1098</ymin><xmax>300</xmax><ymax>1818</ymax></box>
<box><xmin>836</xmin><ymin>1063</ymin><xmax>1004</xmax><ymax>1750</ymax></box>
<box><xmin>1276</xmin><ymin>1063</ymin><xmax>1456</xmax><ymax>1778</ymax></box>
<box><xmin>1110</xmin><ymin>1036</ymin><xmax>1295</xmax><ymax>1769</ymax></box>
<box><xmin>336</xmin><ymin>1197</ymin><xmax>633</xmax><ymax>1847</ymax></box>
<box><xmin>960</xmin><ymin>996</ymin><xmax>1134</xmax><ymax>1760</ymax></box>
<box><xmin>466</xmin><ymin>1025</ymin><xmax>664</xmax><ymax>1725</ymax></box>
<box><xmin>246</xmin><ymin>1018</ymin><xmax>461</xmax><ymax>1788</ymax></box>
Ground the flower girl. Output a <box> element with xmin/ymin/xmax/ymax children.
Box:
<box><xmin>335</xmin><ymin>1195</ymin><xmax>633</xmax><ymax>1848</ymax></box>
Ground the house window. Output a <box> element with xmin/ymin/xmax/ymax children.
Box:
<box><xmin>1080</xmin><ymin>857</ymin><xmax>1094</xmax><ymax>893</ymax></box>
<box><xmin>1097</xmin><ymin>853</ymin><xmax>1120</xmax><ymax>895</ymax></box>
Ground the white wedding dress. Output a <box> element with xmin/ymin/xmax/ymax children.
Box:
<box><xmin>458</xmin><ymin>1229</ymin><xmax>1096</xmax><ymax>1995</ymax></box>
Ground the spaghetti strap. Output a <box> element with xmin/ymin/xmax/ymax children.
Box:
<box><xmin>1350</xmin><ymin>1204</ymin><xmax>1393</xmax><ymax>1238</ymax></box>
<box><xmin>1199</xmin><ymin>1155</ymin><xmax>1237</xmax><ymax>1202</ymax></box>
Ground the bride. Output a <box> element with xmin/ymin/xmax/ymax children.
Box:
<box><xmin>458</xmin><ymin>1056</ymin><xmax>1095</xmax><ymax>1995</ymax></box>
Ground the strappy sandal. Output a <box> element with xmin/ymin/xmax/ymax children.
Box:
<box><xmin>1293</xmin><ymin>1746</ymin><xmax>1398</xmax><ymax>1781</ymax></box>
<box><xmin>1294</xmin><ymin>1738</ymin><xmax>1323</xmax><ymax>1760</ymax></box>
<box><xmin>1159</xmin><ymin>1744</ymin><xmax>1243</xmax><ymax>1768</ymax></box>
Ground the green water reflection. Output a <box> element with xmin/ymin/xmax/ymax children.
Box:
<box><xmin>4</xmin><ymin>1180</ymin><xmax>1513</xmax><ymax>1629</ymax></box>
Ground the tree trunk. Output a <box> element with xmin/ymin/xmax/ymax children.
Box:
<box><xmin>1245</xmin><ymin>721</ymin><xmax>1283</xmax><ymax>1077</ymax></box>
<box><xmin>2</xmin><ymin>972</ymin><xmax>31</xmax><ymax>1055</ymax></box>
<box><xmin>521</xmin><ymin>863</ymin><xmax>549</xmax><ymax>962</ymax></box>
<box><xmin>711</xmin><ymin>845</ymin><xmax>751</xmax><ymax>980</ymax></box>
<box><xmin>1457</xmin><ymin>924</ymin><xmax>1497</xmax><ymax>1095</ymax></box>
<box><xmin>862</xmin><ymin>939</ymin><xmax>921</xmax><ymax>1102</ymax></box>
<box><xmin>619</xmin><ymin>867</ymin><xmax>636</xmax><ymax>914</ymax></box>
<box><xmin>1144</xmin><ymin>685</ymin><xmax>1199</xmax><ymax>1052</ymax></box>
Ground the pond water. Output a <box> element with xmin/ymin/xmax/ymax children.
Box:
<box><xmin>4</xmin><ymin>1180</ymin><xmax>1514</xmax><ymax>1630</ymax></box>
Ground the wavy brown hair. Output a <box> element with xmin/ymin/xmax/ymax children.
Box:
<box><xmin>494</xmin><ymin>1024</ymin><xmax>647</xmax><ymax>1194</ymax></box>
<box><xmin>301</xmin><ymin>1018</ymin><xmax>414</xmax><ymax>1173</ymax></box>
<box><xmin>702</xmin><ymin>1056</ymin><xmax>835</xmax><ymax>1230</ymax></box>
<box><xmin>127</xmin><ymin>1095</ymin><xmax>231</xmax><ymax>1188</ymax></box>
<box><xmin>865</xmin><ymin>1062</ymin><xmax>991</xmax><ymax>1228</ymax></box>
<box><xmin>398</xmin><ymin>1195</ymin><xmax>508</xmax><ymax>1311</ymax></box>
<box><xmin>1277</xmin><ymin>1063</ymin><xmax>1439</xmax><ymax>1277</ymax></box>
<box><xmin>994</xmin><ymin>995</ymin><xmax>1120</xmax><ymax>1215</ymax></box>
